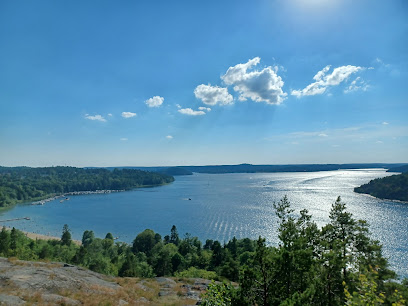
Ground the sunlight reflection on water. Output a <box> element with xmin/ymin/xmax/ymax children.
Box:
<box><xmin>1</xmin><ymin>169</ymin><xmax>406</xmax><ymax>278</ymax></box>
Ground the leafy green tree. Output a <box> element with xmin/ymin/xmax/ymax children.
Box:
<box><xmin>240</xmin><ymin>237</ymin><xmax>276</xmax><ymax>306</ymax></box>
<box><xmin>82</xmin><ymin>230</ymin><xmax>95</xmax><ymax>247</ymax></box>
<box><xmin>10</xmin><ymin>227</ymin><xmax>18</xmax><ymax>251</ymax></box>
<box><xmin>201</xmin><ymin>281</ymin><xmax>235</xmax><ymax>306</ymax></box>
<box><xmin>344</xmin><ymin>272</ymin><xmax>385</xmax><ymax>305</ymax></box>
<box><xmin>61</xmin><ymin>224</ymin><xmax>72</xmax><ymax>246</ymax></box>
<box><xmin>210</xmin><ymin>241</ymin><xmax>223</xmax><ymax>269</ymax></box>
<box><xmin>132</xmin><ymin>229</ymin><xmax>157</xmax><ymax>256</ymax></box>
<box><xmin>0</xmin><ymin>227</ymin><xmax>10</xmax><ymax>255</ymax></box>
<box><xmin>105</xmin><ymin>232</ymin><xmax>114</xmax><ymax>240</ymax></box>
<box><xmin>119</xmin><ymin>251</ymin><xmax>148</xmax><ymax>277</ymax></box>
<box><xmin>152</xmin><ymin>243</ymin><xmax>178</xmax><ymax>276</ymax></box>
<box><xmin>170</xmin><ymin>225</ymin><xmax>180</xmax><ymax>246</ymax></box>
<box><xmin>71</xmin><ymin>245</ymin><xmax>88</xmax><ymax>265</ymax></box>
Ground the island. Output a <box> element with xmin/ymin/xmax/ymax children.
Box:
<box><xmin>354</xmin><ymin>172</ymin><xmax>408</xmax><ymax>202</ymax></box>
<box><xmin>0</xmin><ymin>166</ymin><xmax>174</xmax><ymax>208</ymax></box>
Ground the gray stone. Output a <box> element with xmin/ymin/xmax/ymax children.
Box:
<box><xmin>0</xmin><ymin>294</ymin><xmax>25</xmax><ymax>305</ymax></box>
<box><xmin>41</xmin><ymin>293</ymin><xmax>80</xmax><ymax>305</ymax></box>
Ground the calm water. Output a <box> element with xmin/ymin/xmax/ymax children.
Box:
<box><xmin>1</xmin><ymin>169</ymin><xmax>407</xmax><ymax>278</ymax></box>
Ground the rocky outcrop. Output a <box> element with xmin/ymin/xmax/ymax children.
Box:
<box><xmin>0</xmin><ymin>257</ymin><xmax>208</xmax><ymax>305</ymax></box>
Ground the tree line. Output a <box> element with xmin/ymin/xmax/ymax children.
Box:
<box><xmin>0</xmin><ymin>166</ymin><xmax>174</xmax><ymax>208</ymax></box>
<box><xmin>0</xmin><ymin>197</ymin><xmax>406</xmax><ymax>305</ymax></box>
<box><xmin>354</xmin><ymin>172</ymin><xmax>408</xmax><ymax>202</ymax></box>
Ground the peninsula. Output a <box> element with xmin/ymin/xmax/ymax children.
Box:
<box><xmin>0</xmin><ymin>166</ymin><xmax>174</xmax><ymax>209</ymax></box>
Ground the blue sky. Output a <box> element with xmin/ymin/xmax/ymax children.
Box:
<box><xmin>1</xmin><ymin>0</ymin><xmax>407</xmax><ymax>167</ymax></box>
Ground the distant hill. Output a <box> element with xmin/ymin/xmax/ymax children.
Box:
<box><xmin>179</xmin><ymin>163</ymin><xmax>405</xmax><ymax>174</ymax></box>
<box><xmin>104</xmin><ymin>163</ymin><xmax>407</xmax><ymax>175</ymax></box>
<box><xmin>387</xmin><ymin>164</ymin><xmax>408</xmax><ymax>173</ymax></box>
<box><xmin>159</xmin><ymin>167</ymin><xmax>193</xmax><ymax>176</ymax></box>
<box><xmin>354</xmin><ymin>173</ymin><xmax>408</xmax><ymax>202</ymax></box>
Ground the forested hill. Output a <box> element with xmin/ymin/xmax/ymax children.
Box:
<box><xmin>0</xmin><ymin>166</ymin><xmax>174</xmax><ymax>208</ymax></box>
<box><xmin>115</xmin><ymin>163</ymin><xmax>407</xmax><ymax>174</ymax></box>
<box><xmin>387</xmin><ymin>164</ymin><xmax>408</xmax><ymax>173</ymax></box>
<box><xmin>354</xmin><ymin>172</ymin><xmax>408</xmax><ymax>201</ymax></box>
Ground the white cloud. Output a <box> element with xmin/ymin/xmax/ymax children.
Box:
<box><xmin>221</xmin><ymin>57</ymin><xmax>287</xmax><ymax>105</ymax></box>
<box><xmin>166</xmin><ymin>135</ymin><xmax>173</xmax><ymax>139</ymax></box>
<box><xmin>382</xmin><ymin>121</ymin><xmax>389</xmax><ymax>125</ymax></box>
<box><xmin>198</xmin><ymin>106</ymin><xmax>211</xmax><ymax>112</ymax></box>
<box><xmin>344</xmin><ymin>77</ymin><xmax>370</xmax><ymax>93</ymax></box>
<box><xmin>176</xmin><ymin>104</ymin><xmax>181</xmax><ymax>109</ymax></box>
<box><xmin>194</xmin><ymin>84</ymin><xmax>233</xmax><ymax>106</ymax></box>
<box><xmin>292</xmin><ymin>65</ymin><xmax>363</xmax><ymax>97</ymax></box>
<box><xmin>313</xmin><ymin>65</ymin><xmax>331</xmax><ymax>81</ymax></box>
<box><xmin>85</xmin><ymin>114</ymin><xmax>107</xmax><ymax>122</ymax></box>
<box><xmin>145</xmin><ymin>96</ymin><xmax>164</xmax><ymax>108</ymax></box>
<box><xmin>178</xmin><ymin>108</ymin><xmax>206</xmax><ymax>116</ymax></box>
<box><xmin>121</xmin><ymin>112</ymin><xmax>137</xmax><ymax>118</ymax></box>
<box><xmin>108</xmin><ymin>113</ymin><xmax>113</xmax><ymax>117</ymax></box>
<box><xmin>120</xmin><ymin>138</ymin><xmax>128</xmax><ymax>141</ymax></box>
<box><xmin>318</xmin><ymin>133</ymin><xmax>328</xmax><ymax>137</ymax></box>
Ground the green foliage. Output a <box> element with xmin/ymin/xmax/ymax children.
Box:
<box><xmin>0</xmin><ymin>166</ymin><xmax>174</xmax><ymax>208</ymax></box>
<box><xmin>132</xmin><ymin>229</ymin><xmax>158</xmax><ymax>256</ymax></box>
<box><xmin>0</xmin><ymin>198</ymin><xmax>406</xmax><ymax>305</ymax></box>
<box><xmin>175</xmin><ymin>267</ymin><xmax>217</xmax><ymax>279</ymax></box>
<box><xmin>344</xmin><ymin>272</ymin><xmax>385</xmax><ymax>305</ymax></box>
<box><xmin>354</xmin><ymin>172</ymin><xmax>408</xmax><ymax>201</ymax></box>
<box><xmin>201</xmin><ymin>281</ymin><xmax>235</xmax><ymax>306</ymax></box>
<box><xmin>61</xmin><ymin>224</ymin><xmax>72</xmax><ymax>246</ymax></box>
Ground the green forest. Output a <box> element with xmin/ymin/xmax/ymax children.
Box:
<box><xmin>0</xmin><ymin>166</ymin><xmax>174</xmax><ymax>208</ymax></box>
<box><xmin>1</xmin><ymin>197</ymin><xmax>406</xmax><ymax>305</ymax></box>
<box><xmin>354</xmin><ymin>173</ymin><xmax>408</xmax><ymax>202</ymax></box>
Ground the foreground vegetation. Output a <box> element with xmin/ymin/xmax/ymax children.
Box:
<box><xmin>1</xmin><ymin>197</ymin><xmax>407</xmax><ymax>305</ymax></box>
<box><xmin>354</xmin><ymin>173</ymin><xmax>408</xmax><ymax>202</ymax></box>
<box><xmin>0</xmin><ymin>166</ymin><xmax>174</xmax><ymax>208</ymax></box>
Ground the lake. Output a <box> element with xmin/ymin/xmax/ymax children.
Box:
<box><xmin>1</xmin><ymin>169</ymin><xmax>407</xmax><ymax>278</ymax></box>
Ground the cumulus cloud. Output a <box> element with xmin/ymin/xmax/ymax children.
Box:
<box><xmin>120</xmin><ymin>138</ymin><xmax>128</xmax><ymax>141</ymax></box>
<box><xmin>121</xmin><ymin>112</ymin><xmax>137</xmax><ymax>118</ymax></box>
<box><xmin>344</xmin><ymin>77</ymin><xmax>370</xmax><ymax>93</ymax></box>
<box><xmin>292</xmin><ymin>65</ymin><xmax>363</xmax><ymax>97</ymax></box>
<box><xmin>382</xmin><ymin>121</ymin><xmax>389</xmax><ymax>125</ymax></box>
<box><xmin>194</xmin><ymin>84</ymin><xmax>233</xmax><ymax>106</ymax></box>
<box><xmin>85</xmin><ymin>114</ymin><xmax>107</xmax><ymax>122</ymax></box>
<box><xmin>178</xmin><ymin>108</ymin><xmax>206</xmax><ymax>116</ymax></box>
<box><xmin>145</xmin><ymin>96</ymin><xmax>164</xmax><ymax>108</ymax></box>
<box><xmin>221</xmin><ymin>57</ymin><xmax>287</xmax><ymax>105</ymax></box>
<box><xmin>166</xmin><ymin>135</ymin><xmax>173</xmax><ymax>139</ymax></box>
<box><xmin>176</xmin><ymin>104</ymin><xmax>181</xmax><ymax>109</ymax></box>
<box><xmin>198</xmin><ymin>107</ymin><xmax>211</xmax><ymax>112</ymax></box>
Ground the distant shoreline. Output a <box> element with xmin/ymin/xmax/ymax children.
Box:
<box><xmin>30</xmin><ymin>189</ymin><xmax>125</xmax><ymax>205</ymax></box>
<box><xmin>3</xmin><ymin>226</ymin><xmax>82</xmax><ymax>245</ymax></box>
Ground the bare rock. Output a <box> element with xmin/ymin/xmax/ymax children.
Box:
<box><xmin>41</xmin><ymin>293</ymin><xmax>80</xmax><ymax>305</ymax></box>
<box><xmin>0</xmin><ymin>294</ymin><xmax>25</xmax><ymax>305</ymax></box>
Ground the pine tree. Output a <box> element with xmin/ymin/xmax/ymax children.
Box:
<box><xmin>61</xmin><ymin>224</ymin><xmax>72</xmax><ymax>246</ymax></box>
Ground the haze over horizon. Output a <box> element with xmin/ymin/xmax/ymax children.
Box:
<box><xmin>1</xmin><ymin>0</ymin><xmax>407</xmax><ymax>167</ymax></box>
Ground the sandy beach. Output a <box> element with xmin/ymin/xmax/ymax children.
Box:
<box><xmin>4</xmin><ymin>226</ymin><xmax>82</xmax><ymax>245</ymax></box>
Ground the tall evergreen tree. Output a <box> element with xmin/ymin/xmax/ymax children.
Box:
<box><xmin>61</xmin><ymin>224</ymin><xmax>72</xmax><ymax>246</ymax></box>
